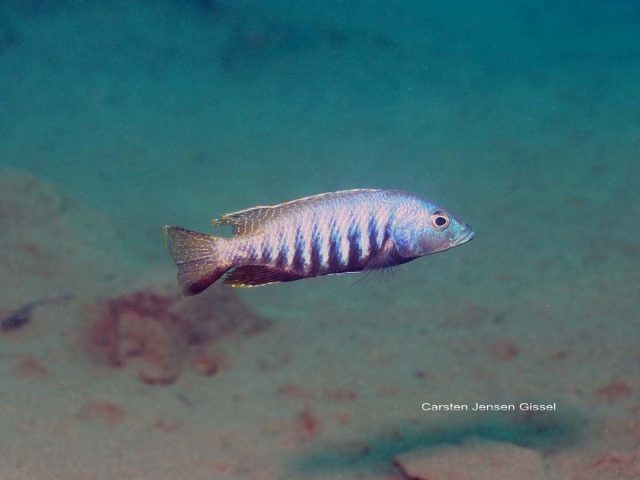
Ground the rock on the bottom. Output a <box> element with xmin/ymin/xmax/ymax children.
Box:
<box><xmin>547</xmin><ymin>450</ymin><xmax>640</xmax><ymax>480</ymax></box>
<box><xmin>394</xmin><ymin>440</ymin><xmax>546</xmax><ymax>480</ymax></box>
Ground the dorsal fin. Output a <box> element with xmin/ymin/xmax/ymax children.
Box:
<box><xmin>213</xmin><ymin>205</ymin><xmax>279</xmax><ymax>236</ymax></box>
<box><xmin>212</xmin><ymin>189</ymin><xmax>380</xmax><ymax>236</ymax></box>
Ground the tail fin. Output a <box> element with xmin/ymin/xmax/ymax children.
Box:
<box><xmin>163</xmin><ymin>226</ymin><xmax>231</xmax><ymax>296</ymax></box>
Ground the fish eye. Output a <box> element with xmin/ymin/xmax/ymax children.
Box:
<box><xmin>431</xmin><ymin>212</ymin><xmax>449</xmax><ymax>229</ymax></box>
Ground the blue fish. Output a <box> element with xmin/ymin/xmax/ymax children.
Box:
<box><xmin>164</xmin><ymin>189</ymin><xmax>474</xmax><ymax>295</ymax></box>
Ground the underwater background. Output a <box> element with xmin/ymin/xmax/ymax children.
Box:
<box><xmin>0</xmin><ymin>1</ymin><xmax>638</xmax><ymax>478</ymax></box>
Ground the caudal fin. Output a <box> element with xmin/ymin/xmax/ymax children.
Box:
<box><xmin>163</xmin><ymin>226</ymin><xmax>231</xmax><ymax>296</ymax></box>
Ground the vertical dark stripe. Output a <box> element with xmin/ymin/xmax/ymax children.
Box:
<box><xmin>261</xmin><ymin>237</ymin><xmax>272</xmax><ymax>264</ymax></box>
<box><xmin>383</xmin><ymin>222</ymin><xmax>392</xmax><ymax>245</ymax></box>
<box><xmin>275</xmin><ymin>241</ymin><xmax>288</xmax><ymax>268</ymax></box>
<box><xmin>347</xmin><ymin>221</ymin><xmax>361</xmax><ymax>269</ymax></box>
<box><xmin>381</xmin><ymin>222</ymin><xmax>392</xmax><ymax>257</ymax></box>
<box><xmin>239</xmin><ymin>241</ymin><xmax>258</xmax><ymax>263</ymax></box>
<box><xmin>309</xmin><ymin>223</ymin><xmax>322</xmax><ymax>276</ymax></box>
<box><xmin>327</xmin><ymin>220</ymin><xmax>341</xmax><ymax>272</ymax></box>
<box><xmin>367</xmin><ymin>215</ymin><xmax>378</xmax><ymax>260</ymax></box>
<box><xmin>247</xmin><ymin>244</ymin><xmax>259</xmax><ymax>262</ymax></box>
<box><xmin>291</xmin><ymin>226</ymin><xmax>305</xmax><ymax>273</ymax></box>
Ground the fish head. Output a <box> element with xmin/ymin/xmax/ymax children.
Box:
<box><xmin>392</xmin><ymin>198</ymin><xmax>474</xmax><ymax>258</ymax></box>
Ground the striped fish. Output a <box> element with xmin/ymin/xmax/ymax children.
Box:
<box><xmin>163</xmin><ymin>189</ymin><xmax>473</xmax><ymax>296</ymax></box>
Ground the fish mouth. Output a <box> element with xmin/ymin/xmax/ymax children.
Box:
<box><xmin>453</xmin><ymin>225</ymin><xmax>475</xmax><ymax>246</ymax></box>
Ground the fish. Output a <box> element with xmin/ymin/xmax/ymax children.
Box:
<box><xmin>163</xmin><ymin>189</ymin><xmax>474</xmax><ymax>296</ymax></box>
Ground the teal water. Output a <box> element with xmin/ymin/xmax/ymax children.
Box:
<box><xmin>1</xmin><ymin>1</ymin><xmax>639</xmax><ymax>478</ymax></box>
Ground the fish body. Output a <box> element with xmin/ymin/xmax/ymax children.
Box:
<box><xmin>164</xmin><ymin>189</ymin><xmax>473</xmax><ymax>296</ymax></box>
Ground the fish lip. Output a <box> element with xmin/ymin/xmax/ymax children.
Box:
<box><xmin>453</xmin><ymin>225</ymin><xmax>475</xmax><ymax>246</ymax></box>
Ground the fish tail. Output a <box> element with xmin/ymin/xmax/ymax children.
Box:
<box><xmin>163</xmin><ymin>226</ymin><xmax>232</xmax><ymax>296</ymax></box>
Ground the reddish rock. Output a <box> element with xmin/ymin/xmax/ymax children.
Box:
<box><xmin>85</xmin><ymin>287</ymin><xmax>268</xmax><ymax>385</ymax></box>
<box><xmin>13</xmin><ymin>356</ymin><xmax>49</xmax><ymax>379</ymax></box>
<box><xmin>138</xmin><ymin>371</ymin><xmax>178</xmax><ymax>386</ymax></box>
<box><xmin>324</xmin><ymin>387</ymin><xmax>357</xmax><ymax>402</ymax></box>
<box><xmin>595</xmin><ymin>381</ymin><xmax>633</xmax><ymax>403</ymax></box>
<box><xmin>193</xmin><ymin>351</ymin><xmax>229</xmax><ymax>376</ymax></box>
<box><xmin>153</xmin><ymin>418</ymin><xmax>182</xmax><ymax>432</ymax></box>
<box><xmin>278</xmin><ymin>384</ymin><xmax>315</xmax><ymax>400</ymax></box>
<box><xmin>294</xmin><ymin>406</ymin><xmax>322</xmax><ymax>441</ymax></box>
<box><xmin>86</xmin><ymin>289</ymin><xmax>187</xmax><ymax>385</ymax></box>
<box><xmin>78</xmin><ymin>401</ymin><xmax>124</xmax><ymax>426</ymax></box>
<box><xmin>332</xmin><ymin>412</ymin><xmax>351</xmax><ymax>425</ymax></box>
<box><xmin>487</xmin><ymin>340</ymin><xmax>519</xmax><ymax>362</ymax></box>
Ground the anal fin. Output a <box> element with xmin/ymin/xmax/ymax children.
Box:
<box><xmin>224</xmin><ymin>266</ymin><xmax>305</xmax><ymax>287</ymax></box>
